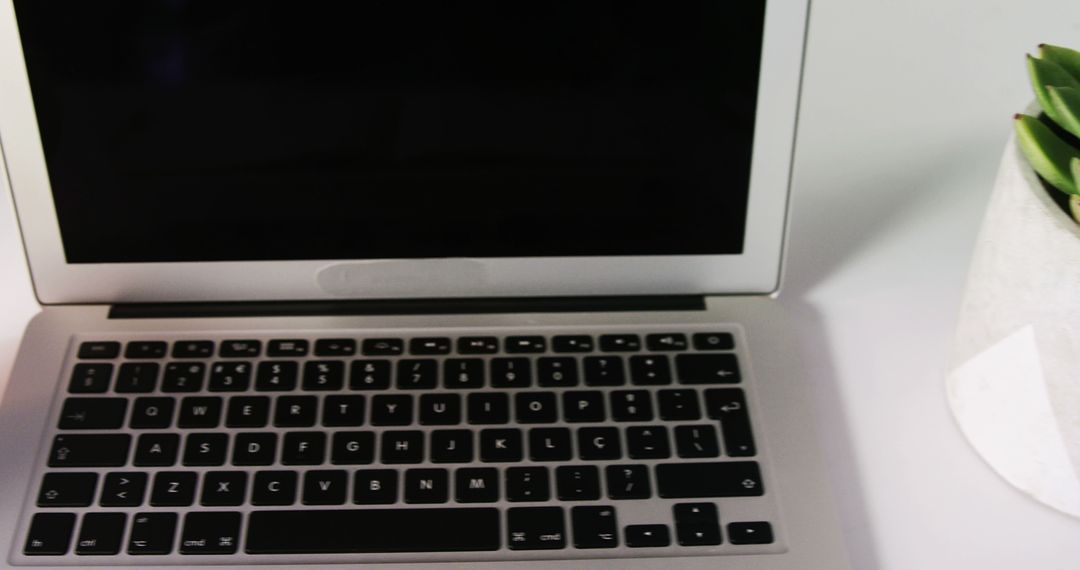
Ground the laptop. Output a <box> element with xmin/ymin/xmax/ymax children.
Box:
<box><xmin>0</xmin><ymin>1</ymin><xmax>848</xmax><ymax>568</ymax></box>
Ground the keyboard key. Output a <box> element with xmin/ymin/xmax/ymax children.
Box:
<box><xmin>583</xmin><ymin>356</ymin><xmax>625</xmax><ymax>386</ymax></box>
<box><xmin>506</xmin><ymin>506</ymin><xmax>566</xmax><ymax>550</ymax></box>
<box><xmin>645</xmin><ymin>333</ymin><xmax>688</xmax><ymax>351</ymax></box>
<box><xmin>381</xmin><ymin>430</ymin><xmax>424</xmax><ymax>464</ymax></box>
<box><xmin>24</xmin><ymin>512</ymin><xmax>75</xmax><ymax>555</ymax></box>
<box><xmin>209</xmin><ymin>362</ymin><xmax>252</xmax><ymax>391</ymax></box>
<box><xmin>134</xmin><ymin>434</ymin><xmax>179</xmax><ymax>467</ymax></box>
<box><xmin>226</xmin><ymin>396</ymin><xmax>270</xmax><ymax>428</ymax></box>
<box><xmin>303</xmin><ymin>361</ymin><xmax>345</xmax><ymax>391</ymax></box>
<box><xmin>162</xmin><ymin>362</ymin><xmax>205</xmax><ymax>392</ymax></box>
<box><xmin>692</xmin><ymin>332</ymin><xmax>735</xmax><ymax>351</ymax></box>
<box><xmin>674</xmin><ymin>501</ymin><xmax>716</xmax><ymax>523</ymax></box>
<box><xmin>128</xmin><ymin>512</ymin><xmax>176</xmax><ymax>555</ymax></box>
<box><xmin>505</xmin><ymin>336</ymin><xmax>546</xmax><ymax>353</ymax></box>
<box><xmin>556</xmin><ymin>466</ymin><xmax>600</xmax><ymax>501</ymax></box>
<box><xmin>506</xmin><ymin>467</ymin><xmax>550</xmax><ymax>502</ymax></box>
<box><xmin>252</xmin><ymin>471</ymin><xmax>298</xmax><ymax>506</ymax></box>
<box><xmin>255</xmin><ymin>361</ymin><xmax>298</xmax><ymax>391</ymax></box>
<box><xmin>529</xmin><ymin>428</ymin><xmax>572</xmax><ymax>462</ymax></box>
<box><xmin>410</xmin><ymin>337</ymin><xmax>451</xmax><ymax>355</ymax></box>
<box><xmin>419</xmin><ymin>394</ymin><xmax>461</xmax><ymax>425</ymax></box>
<box><xmin>49</xmin><ymin>434</ymin><xmax>130</xmax><ymax>468</ymax></box>
<box><xmin>371</xmin><ymin>395</ymin><xmax>412</xmax><ymax>425</ymax></box>
<box><xmin>606</xmin><ymin>464</ymin><xmax>651</xmax><ymax>500</ymax></box>
<box><xmin>183</xmin><ymin>433</ymin><xmax>228</xmax><ymax>466</ymax></box>
<box><xmin>232</xmin><ymin>433</ymin><xmax>276</xmax><ymax>466</ymax></box>
<box><xmin>626</xmin><ymin>426</ymin><xmax>670</xmax><ymax>459</ymax></box>
<box><xmin>656</xmin><ymin>462</ymin><xmax>764</xmax><ymax>498</ymax></box>
<box><xmin>455</xmin><ymin>468</ymin><xmax>499</xmax><ymax>503</ymax></box>
<box><xmin>58</xmin><ymin>397</ymin><xmax>127</xmax><ymax>430</ymax></box>
<box><xmin>362</xmin><ymin>338</ymin><xmax>404</xmax><ymax>356</ymax></box>
<box><xmin>125</xmin><ymin>341</ymin><xmax>167</xmax><ymax>359</ymax></box>
<box><xmin>282</xmin><ymin>432</ymin><xmax>326</xmax><ymax>465</ymax></box>
<box><xmin>625</xmin><ymin>524</ymin><xmax>671</xmax><ymax>548</ymax></box>
<box><xmin>100</xmin><ymin>472</ymin><xmax>147</xmax><ymax>507</ymax></box>
<box><xmin>491</xmin><ymin>358</ymin><xmax>531</xmax><ymax>388</ymax></box>
<box><xmin>331</xmin><ymin>431</ymin><xmax>375</xmax><ymax>465</ymax></box>
<box><xmin>303</xmin><ymin>470</ymin><xmax>348</xmax><ymax>505</ymax></box>
<box><xmin>571</xmin><ymin>505</ymin><xmax>618</xmax><ymax>549</ymax></box>
<box><xmin>468</xmin><ymin>393</ymin><xmax>509</xmax><ymax>424</ymax></box>
<box><xmin>323</xmin><ymin>395</ymin><xmax>365</xmax><ymax>426</ymax></box>
<box><xmin>537</xmin><ymin>357</ymin><xmax>578</xmax><ymax>387</ymax></box>
<box><xmin>314</xmin><ymin>338</ymin><xmax>355</xmax><ymax>356</ymax></box>
<box><xmin>179</xmin><ymin>512</ymin><xmax>241</xmax><ymax>554</ymax></box>
<box><xmin>658</xmin><ymin>389</ymin><xmax>701</xmax><ymax>421</ymax></box>
<box><xmin>246</xmin><ymin>508</ymin><xmax>500</xmax><ymax>553</ymax></box>
<box><xmin>552</xmin><ymin>335</ymin><xmax>593</xmax><ymax>353</ymax></box>
<box><xmin>177</xmin><ymin>397</ymin><xmax>223</xmax><ymax>429</ymax></box>
<box><xmin>172</xmin><ymin>341</ymin><xmax>213</xmax><ymax>358</ymax></box>
<box><xmin>405</xmin><ymin>468</ymin><xmax>449</xmax><ymax>503</ymax></box>
<box><xmin>516</xmin><ymin>392</ymin><xmax>557</xmax><ymax>423</ymax></box>
<box><xmin>629</xmin><ymin>355</ymin><xmax>672</xmax><ymax>385</ymax></box>
<box><xmin>69</xmin><ymin>363</ymin><xmax>112</xmax><ymax>393</ymax></box>
<box><xmin>563</xmin><ymin>391</ymin><xmax>605</xmax><ymax>423</ymax></box>
<box><xmin>577</xmin><ymin>427</ymin><xmax>621</xmax><ymax>460</ymax></box>
<box><xmin>37</xmin><ymin>472</ymin><xmax>98</xmax><ymax>507</ymax></box>
<box><xmin>353</xmin><ymin>470</ymin><xmax>398</xmax><ymax>504</ymax></box>
<box><xmin>675</xmin><ymin>424</ymin><xmax>721</xmax><ymax>458</ymax></box>
<box><xmin>599</xmin><ymin>334</ymin><xmax>640</xmax><ymax>352</ymax></box>
<box><xmin>274</xmin><ymin>396</ymin><xmax>317</xmax><ymax>427</ymax></box>
<box><xmin>397</xmin><ymin>359</ymin><xmax>437</xmax><ymax>389</ymax></box>
<box><xmin>676</xmin><ymin>354</ymin><xmax>741</xmax><ymax>384</ymax></box>
<box><xmin>674</xmin><ymin>503</ymin><xmax>720</xmax><ymax>546</ymax></box>
<box><xmin>130</xmin><ymin>397</ymin><xmax>175</xmax><ymax>429</ymax></box>
<box><xmin>75</xmin><ymin>512</ymin><xmax>126</xmax><ymax>555</ymax></box>
<box><xmin>444</xmin><ymin>358</ymin><xmax>484</xmax><ymax>389</ymax></box>
<box><xmin>430</xmin><ymin>430</ymin><xmax>473</xmax><ymax>463</ymax></box>
<box><xmin>705</xmin><ymin>388</ymin><xmax>757</xmax><ymax>456</ymax></box>
<box><xmin>610</xmin><ymin>390</ymin><xmax>653</xmax><ymax>422</ymax></box>
<box><xmin>457</xmin><ymin>336</ymin><xmax>499</xmax><ymax>354</ymax></box>
<box><xmin>350</xmin><ymin>360</ymin><xmax>391</xmax><ymax>390</ymax></box>
<box><xmin>201</xmin><ymin>472</ymin><xmax>247</xmax><ymax>506</ymax></box>
<box><xmin>115</xmin><ymin>362</ymin><xmax>159</xmax><ymax>393</ymax></box>
<box><xmin>480</xmin><ymin>429</ymin><xmax>523</xmax><ymax>462</ymax></box>
<box><xmin>150</xmin><ymin>472</ymin><xmax>197</xmax><ymax>506</ymax></box>
<box><xmin>728</xmin><ymin>521</ymin><xmax>774</xmax><ymax>544</ymax></box>
<box><xmin>267</xmin><ymin>339</ymin><xmax>308</xmax><ymax>357</ymax></box>
<box><xmin>78</xmin><ymin>341</ymin><xmax>120</xmax><ymax>360</ymax></box>
<box><xmin>219</xmin><ymin>339</ymin><xmax>261</xmax><ymax>357</ymax></box>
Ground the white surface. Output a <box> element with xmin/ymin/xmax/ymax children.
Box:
<box><xmin>3</xmin><ymin>1</ymin><xmax>1080</xmax><ymax>570</ymax></box>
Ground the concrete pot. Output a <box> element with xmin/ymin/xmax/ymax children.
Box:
<box><xmin>947</xmin><ymin>128</ymin><xmax>1080</xmax><ymax>518</ymax></box>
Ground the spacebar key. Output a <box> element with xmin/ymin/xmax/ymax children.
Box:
<box><xmin>246</xmin><ymin>508</ymin><xmax>500</xmax><ymax>553</ymax></box>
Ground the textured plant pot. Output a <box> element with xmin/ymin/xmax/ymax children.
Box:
<box><xmin>948</xmin><ymin>129</ymin><xmax>1080</xmax><ymax>518</ymax></box>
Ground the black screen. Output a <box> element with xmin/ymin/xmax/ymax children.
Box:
<box><xmin>14</xmin><ymin>1</ymin><xmax>766</xmax><ymax>263</ymax></box>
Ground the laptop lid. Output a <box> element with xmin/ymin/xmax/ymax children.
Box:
<box><xmin>0</xmin><ymin>1</ymin><xmax>807</xmax><ymax>304</ymax></box>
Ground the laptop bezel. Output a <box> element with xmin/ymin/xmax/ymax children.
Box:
<box><xmin>0</xmin><ymin>0</ymin><xmax>807</xmax><ymax>304</ymax></box>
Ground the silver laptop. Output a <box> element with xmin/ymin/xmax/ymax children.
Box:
<box><xmin>0</xmin><ymin>1</ymin><xmax>847</xmax><ymax>568</ymax></box>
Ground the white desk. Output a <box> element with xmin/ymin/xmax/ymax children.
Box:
<box><xmin>4</xmin><ymin>1</ymin><xmax>1080</xmax><ymax>568</ymax></box>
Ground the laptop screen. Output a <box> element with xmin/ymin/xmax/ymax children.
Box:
<box><xmin>14</xmin><ymin>1</ymin><xmax>766</xmax><ymax>264</ymax></box>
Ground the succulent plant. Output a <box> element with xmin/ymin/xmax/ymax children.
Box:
<box><xmin>1015</xmin><ymin>44</ymin><xmax>1080</xmax><ymax>224</ymax></box>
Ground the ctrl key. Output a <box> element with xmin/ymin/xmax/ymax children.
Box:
<box><xmin>507</xmin><ymin>507</ymin><xmax>566</xmax><ymax>550</ymax></box>
<box><xmin>24</xmin><ymin>512</ymin><xmax>76</xmax><ymax>555</ymax></box>
<box><xmin>180</xmin><ymin>512</ymin><xmax>241</xmax><ymax>554</ymax></box>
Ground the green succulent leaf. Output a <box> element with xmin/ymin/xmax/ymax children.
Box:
<box><xmin>1046</xmin><ymin>86</ymin><xmax>1080</xmax><ymax>139</ymax></box>
<box><xmin>1014</xmin><ymin>113</ymin><xmax>1080</xmax><ymax>195</ymax></box>
<box><xmin>1028</xmin><ymin>55</ymin><xmax>1080</xmax><ymax>125</ymax></box>
<box><xmin>1040</xmin><ymin>44</ymin><xmax>1080</xmax><ymax>83</ymax></box>
<box><xmin>1071</xmin><ymin>159</ymin><xmax>1080</xmax><ymax>224</ymax></box>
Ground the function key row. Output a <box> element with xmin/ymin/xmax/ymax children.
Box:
<box><xmin>77</xmin><ymin>333</ymin><xmax>736</xmax><ymax>361</ymax></box>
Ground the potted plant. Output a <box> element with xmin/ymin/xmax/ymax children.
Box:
<box><xmin>947</xmin><ymin>44</ymin><xmax>1080</xmax><ymax>519</ymax></box>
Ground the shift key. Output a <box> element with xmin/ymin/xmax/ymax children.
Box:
<box><xmin>656</xmin><ymin>461</ymin><xmax>764</xmax><ymax>498</ymax></box>
<box><xmin>49</xmin><ymin>434</ymin><xmax>131</xmax><ymax>467</ymax></box>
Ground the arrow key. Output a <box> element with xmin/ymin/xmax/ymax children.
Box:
<box><xmin>100</xmin><ymin>472</ymin><xmax>148</xmax><ymax>507</ymax></box>
<box><xmin>128</xmin><ymin>512</ymin><xmax>177</xmax><ymax>555</ymax></box>
<box><xmin>676</xmin><ymin>523</ymin><xmax>722</xmax><ymax>546</ymax></box>
<box><xmin>728</xmin><ymin>521</ymin><xmax>774</xmax><ymax>545</ymax></box>
<box><xmin>625</xmin><ymin>524</ymin><xmax>671</xmax><ymax>547</ymax></box>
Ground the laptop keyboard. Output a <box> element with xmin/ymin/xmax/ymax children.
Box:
<box><xmin>18</xmin><ymin>328</ymin><xmax>782</xmax><ymax>564</ymax></box>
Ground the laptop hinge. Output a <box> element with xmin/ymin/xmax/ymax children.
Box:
<box><xmin>108</xmin><ymin>295</ymin><xmax>707</xmax><ymax>319</ymax></box>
